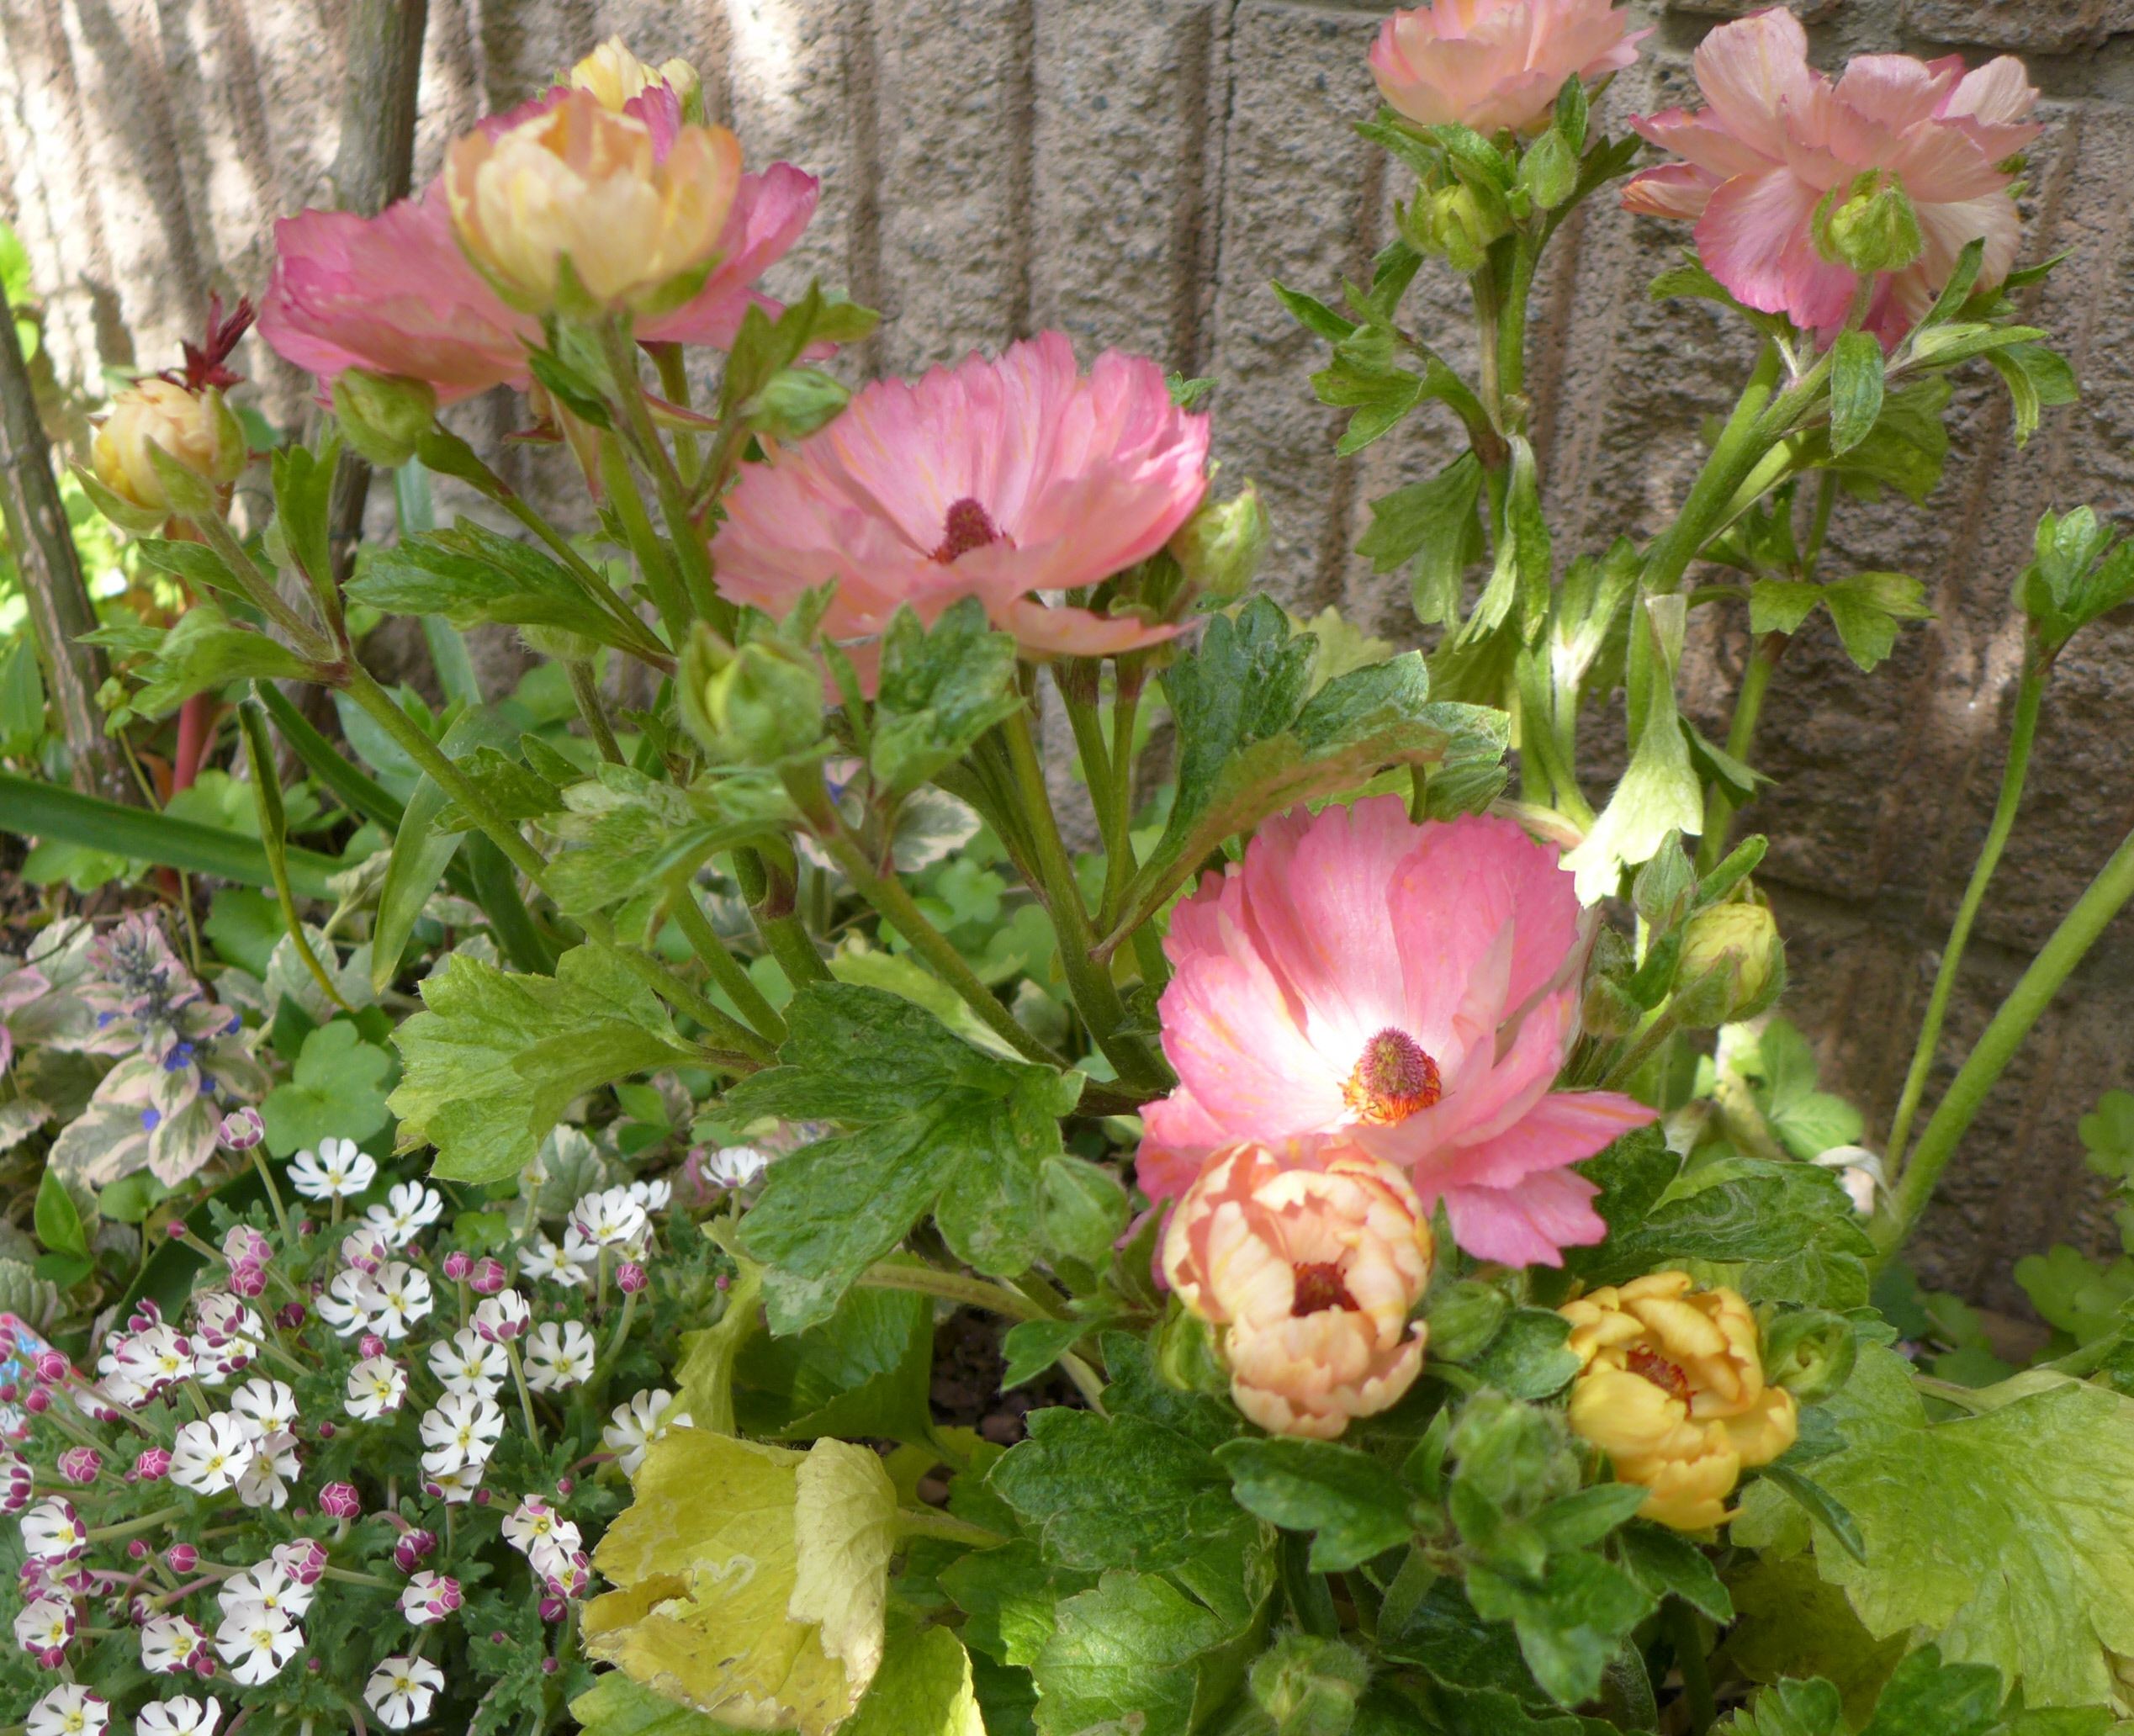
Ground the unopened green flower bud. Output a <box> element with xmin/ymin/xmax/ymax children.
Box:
<box><xmin>1448</xmin><ymin>1390</ymin><xmax>1577</xmax><ymax>1512</ymax></box>
<box><xmin>1672</xmin><ymin>899</ymin><xmax>1784</xmax><ymax>1028</ymax></box>
<box><xmin>1429</xmin><ymin>185</ymin><xmax>1498</xmax><ymax>276</ymax></box>
<box><xmin>1155</xmin><ymin>1304</ymin><xmax>1230</xmax><ymax>1397</ymax></box>
<box><xmin>1168</xmin><ymin>482</ymin><xmax>1268</xmax><ymax>606</ymax></box>
<box><xmin>1250</xmin><ymin>1632</ymin><xmax>1369</xmax><ymax>1736</ymax></box>
<box><xmin>331</xmin><ymin>368</ymin><xmax>438</xmax><ymax>467</ymax></box>
<box><xmin>1424</xmin><ymin>1278</ymin><xmax>1510</xmax><ymax>1365</ymax></box>
<box><xmin>1816</xmin><ymin>171</ymin><xmax>1924</xmax><ymax>276</ymax></box>
<box><xmin>679</xmin><ymin>625</ymin><xmax>824</xmax><ymax>765</ymax></box>
<box><xmin>1760</xmin><ymin>1308</ymin><xmax>1857</xmax><ymax>1403</ymax></box>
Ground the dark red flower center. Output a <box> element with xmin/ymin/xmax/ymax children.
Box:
<box><xmin>1628</xmin><ymin>1347</ymin><xmax>1692</xmax><ymax>1402</ymax></box>
<box><xmin>1342</xmin><ymin>1027</ymin><xmax>1443</xmax><ymax>1126</ymax></box>
<box><xmin>932</xmin><ymin>496</ymin><xmax>1007</xmax><ymax>563</ymax></box>
<box><xmin>1291</xmin><ymin>1262</ymin><xmax>1360</xmax><ymax>1317</ymax></box>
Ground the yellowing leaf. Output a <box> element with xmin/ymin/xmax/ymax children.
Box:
<box><xmin>789</xmin><ymin>1438</ymin><xmax>899</xmax><ymax>1690</ymax></box>
<box><xmin>585</xmin><ymin>1429</ymin><xmax>886</xmax><ymax>1734</ymax></box>
<box><xmin>845</xmin><ymin>1627</ymin><xmax>987</xmax><ymax>1736</ymax></box>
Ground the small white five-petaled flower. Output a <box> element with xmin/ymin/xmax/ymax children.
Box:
<box><xmin>365</xmin><ymin>1654</ymin><xmax>445</xmax><ymax>1728</ymax></box>
<box><xmin>524</xmin><ymin>1321</ymin><xmax>597</xmax><ymax>1392</ymax></box>
<box><xmin>286</xmin><ymin>1135</ymin><xmax>378</xmax><ymax>1200</ymax></box>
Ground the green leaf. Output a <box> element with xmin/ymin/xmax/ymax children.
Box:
<box><xmin>1214</xmin><ymin>1436</ymin><xmax>1414</xmax><ymax>1571</ymax></box>
<box><xmin>1119</xmin><ymin>599</ymin><xmax>1505</xmax><ymax>939</ymax></box>
<box><xmin>127</xmin><ymin>604</ymin><xmax>312</xmax><ymax>719</ymax></box>
<box><xmin>1530</xmin><ymin>1485</ymin><xmax>1649</xmax><ymax>1553</ymax></box>
<box><xmin>1822</xmin><ymin>572</ymin><xmax>1932</xmax><ymax>673</ymax></box>
<box><xmin>204</xmin><ymin>887</ymin><xmax>286</xmax><ymax>977</ymax></box>
<box><xmin>1465</xmin><ymin>1551</ymin><xmax>1657</xmax><ymax>1708</ymax></box>
<box><xmin>1461</xmin><ymin>436</ymin><xmax>1550</xmax><ymax>644</ymax></box>
<box><xmin>34</xmin><ymin>1168</ymin><xmax>88</xmax><ymax>1262</ymax></box>
<box><xmin>1988</xmin><ymin>341</ymin><xmax>2078</xmax><ymax>447</ymax></box>
<box><xmin>1828</xmin><ymin>332</ymin><xmax>1886</xmax><ymax>456</ymax></box>
<box><xmin>734</xmin><ymin>1282</ymin><xmax>935</xmax><ymax>1446</ymax></box>
<box><xmin>1311</xmin><ymin>352</ymin><xmax>1426</xmax><ymax>456</ymax></box>
<box><xmin>869</xmin><ymin>600</ymin><xmax>1023</xmax><ymax>797</ymax></box>
<box><xmin>1001</xmin><ymin>1319</ymin><xmax>1090</xmax><ymax>1389</ymax></box>
<box><xmin>261</xmin><ymin>1019</ymin><xmax>394</xmax><ymax>1158</ymax></box>
<box><xmin>1519</xmin><ymin>127</ymin><xmax>1578</xmax><ymax>209</ymax></box>
<box><xmin>1771</xmin><ymin>1361</ymin><xmax>2134</xmax><ymax>1706</ymax></box>
<box><xmin>390</xmin><ymin>943</ymin><xmax>696</xmax><ymax>1185</ymax></box>
<box><xmin>1823</xmin><ymin>374</ymin><xmax>1952</xmax><ymax>504</ymax></box>
<box><xmin>991</xmin><ymin>1408</ymin><xmax>1239</xmax><ymax>1574</ymax></box>
<box><xmin>1857</xmin><ymin>1646</ymin><xmax>2003</xmax><ymax>1736</ymax></box>
<box><xmin>1273</xmin><ymin>282</ymin><xmax>1358</xmax><ymax>342</ymax></box>
<box><xmin>1724</xmin><ymin>1677</ymin><xmax>1845</xmax><ymax>1736</ymax></box>
<box><xmin>542</xmin><ymin>765</ymin><xmax>775</xmax><ymax>916</ymax></box>
<box><xmin>1030</xmin><ymin>1571</ymin><xmax>1234</xmax><ymax>1736</ymax></box>
<box><xmin>1466</xmin><ymin>1309</ymin><xmax>1582</xmax><ymax>1400</ymax></box>
<box><xmin>1614</xmin><ymin>1522</ymin><xmax>1731</xmax><ymax>1623</ymax></box>
<box><xmin>373</xmin><ymin>713</ymin><xmax>502</xmax><ymax>993</ymax></box>
<box><xmin>1718</xmin><ymin>1555</ymin><xmax>1903</xmax><ymax>1727</ymax></box>
<box><xmin>943</xmin><ymin>1539</ymin><xmax>1097</xmax><ymax>1669</ymax></box>
<box><xmin>731</xmin><ymin>984</ymin><xmax>1083</xmax><ymax>1331</ymax></box>
<box><xmin>2079</xmin><ymin>1090</ymin><xmax>2134</xmax><ymax>1180</ymax></box>
<box><xmin>1358</xmin><ymin>455</ymin><xmax>1487</xmax><ymax>629</ymax></box>
<box><xmin>1749</xmin><ymin>580</ymin><xmax>1823</xmax><ymax>638</ymax></box>
<box><xmin>1750</xmin><ymin>1019</ymin><xmax>1867</xmax><ymax>1158</ymax></box>
<box><xmin>845</xmin><ymin>1627</ymin><xmax>986</xmax><ymax>1736</ymax></box>
<box><xmin>571</xmin><ymin>1673</ymin><xmax>747</xmax><ymax>1736</ymax></box>
<box><xmin>349</xmin><ymin>521</ymin><xmax>661</xmax><ymax>660</ymax></box>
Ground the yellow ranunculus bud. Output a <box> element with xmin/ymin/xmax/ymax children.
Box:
<box><xmin>91</xmin><ymin>378</ymin><xmax>246</xmax><ymax>512</ymax></box>
<box><xmin>1559</xmin><ymin>1271</ymin><xmax>1796</xmax><ymax>1531</ymax></box>
<box><xmin>445</xmin><ymin>88</ymin><xmax>740</xmax><ymax>317</ymax></box>
<box><xmin>569</xmin><ymin>36</ymin><xmax>700</xmax><ymax>113</ymax></box>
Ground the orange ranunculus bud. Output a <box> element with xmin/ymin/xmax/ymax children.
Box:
<box><xmin>444</xmin><ymin>88</ymin><xmax>741</xmax><ymax>317</ymax></box>
<box><xmin>569</xmin><ymin>36</ymin><xmax>700</xmax><ymax>113</ymax></box>
<box><xmin>1559</xmin><ymin>1271</ymin><xmax>1797</xmax><ymax>1531</ymax></box>
<box><xmin>91</xmin><ymin>379</ymin><xmax>246</xmax><ymax>512</ymax></box>
<box><xmin>1162</xmin><ymin>1141</ymin><xmax>1432</xmax><ymax>1440</ymax></box>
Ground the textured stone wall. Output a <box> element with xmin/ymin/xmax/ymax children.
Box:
<box><xmin>6</xmin><ymin>0</ymin><xmax>2134</xmax><ymax>1309</ymax></box>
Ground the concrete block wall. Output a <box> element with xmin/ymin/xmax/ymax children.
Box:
<box><xmin>6</xmin><ymin>0</ymin><xmax>2134</xmax><ymax>1309</ymax></box>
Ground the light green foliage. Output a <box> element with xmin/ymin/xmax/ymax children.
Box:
<box><xmin>260</xmin><ymin>1019</ymin><xmax>394</xmax><ymax>1157</ymax></box>
<box><xmin>1759</xmin><ymin>1346</ymin><xmax>2134</xmax><ymax>1708</ymax></box>
<box><xmin>107</xmin><ymin>603</ymin><xmax>310</xmax><ymax>720</ymax></box>
<box><xmin>541</xmin><ymin>763</ymin><xmax>776</xmax><ymax>915</ymax></box>
<box><xmin>1030</xmin><ymin>1571</ymin><xmax>1234</xmax><ymax>1736</ymax></box>
<box><xmin>869</xmin><ymin>599</ymin><xmax>1023</xmax><ymax>796</ymax></box>
<box><xmin>845</xmin><ymin>1627</ymin><xmax>988</xmax><ymax>1736</ymax></box>
<box><xmin>991</xmin><ymin>1408</ymin><xmax>1241</xmax><ymax>1574</ymax></box>
<box><xmin>390</xmin><ymin>942</ymin><xmax>696</xmax><ymax>1183</ymax></box>
<box><xmin>730</xmin><ymin>984</ymin><xmax>1083</xmax><ymax>1331</ymax></box>
<box><xmin>1215</xmin><ymin>1436</ymin><xmax>1416</xmax><ymax>1572</ymax></box>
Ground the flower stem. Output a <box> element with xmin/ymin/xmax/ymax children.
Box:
<box><xmin>1665</xmin><ymin>1601</ymin><xmax>1717</xmax><ymax>1736</ymax></box>
<box><xmin>1882</xmin><ymin>651</ymin><xmax>2047</xmax><ymax>1178</ymax></box>
<box><xmin>87</xmin><ymin>1504</ymin><xmax>185</xmax><ymax>1543</ymax></box>
<box><xmin>247</xmin><ymin>1146</ymin><xmax>293</xmax><ymax>1246</ymax></box>
<box><xmin>998</xmin><ymin>707</ymin><xmax>1169</xmax><ymax>1088</ymax></box>
<box><xmin>1641</xmin><ymin>344</ymin><xmax>1787</xmax><ymax>597</ymax></box>
<box><xmin>731</xmin><ymin>845</ymin><xmax>830</xmax><ymax>987</ymax></box>
<box><xmin>565</xmin><ymin>660</ymin><xmax>624</xmax><ymax>766</ymax></box>
<box><xmin>601</xmin><ymin>320</ymin><xmax>728</xmax><ymax>632</ymax></box>
<box><xmin>664</xmin><ymin>878</ymin><xmax>786</xmax><ymax>1045</ymax></box>
<box><xmin>1694</xmin><ymin>632</ymin><xmax>1782</xmax><ymax>876</ymax></box>
<box><xmin>1877</xmin><ymin>807</ymin><xmax>2134</xmax><ymax>1259</ymax></box>
<box><xmin>320</xmin><ymin>1564</ymin><xmax>399</xmax><ymax>1590</ymax></box>
<box><xmin>856</xmin><ymin>1262</ymin><xmax>1050</xmax><ymax>1322</ymax></box>
<box><xmin>507</xmin><ymin>1343</ymin><xmax>544</xmax><ymax>1451</ymax></box>
<box><xmin>784</xmin><ymin>764</ymin><xmax>1067</xmax><ymax>1068</ymax></box>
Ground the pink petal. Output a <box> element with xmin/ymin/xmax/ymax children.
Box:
<box><xmin>1424</xmin><ymin>1088</ymin><xmax>1656</xmax><ymax>1194</ymax></box>
<box><xmin>1630</xmin><ymin>107</ymin><xmax>1777</xmax><ymax>182</ymax></box>
<box><xmin>1694</xmin><ymin>167</ymin><xmax>1855</xmax><ymax>330</ymax></box>
<box><xmin>1622</xmin><ymin>161</ymin><xmax>1720</xmax><ymax>221</ymax></box>
<box><xmin>990</xmin><ymin>596</ymin><xmax>1183</xmax><ymax>659</ymax></box>
<box><xmin>638</xmin><ymin>163</ymin><xmax>822</xmax><ymax>349</ymax></box>
<box><xmin>1691</xmin><ymin>8</ymin><xmax>1819</xmax><ymax>164</ymax></box>
<box><xmin>1436</xmin><ymin>1167</ymin><xmax>1607</xmax><ymax>1266</ymax></box>
<box><xmin>1832</xmin><ymin>52</ymin><xmax>1960</xmax><ymax>135</ymax></box>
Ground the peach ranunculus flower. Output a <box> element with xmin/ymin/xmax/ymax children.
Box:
<box><xmin>569</xmin><ymin>36</ymin><xmax>701</xmax><ymax>112</ymax></box>
<box><xmin>91</xmin><ymin>379</ymin><xmax>247</xmax><ymax>512</ymax></box>
<box><xmin>1560</xmin><ymin>1272</ymin><xmax>1798</xmax><ymax>1530</ymax></box>
<box><xmin>1623</xmin><ymin>8</ymin><xmax>2041</xmax><ymax>347</ymax></box>
<box><xmin>446</xmin><ymin>86</ymin><xmax>742</xmax><ymax>315</ymax></box>
<box><xmin>1369</xmin><ymin>0</ymin><xmax>1648</xmax><ymax>137</ymax></box>
<box><xmin>1138</xmin><ymin>799</ymin><xmax>1656</xmax><ymax>1268</ymax></box>
<box><xmin>708</xmin><ymin>331</ymin><xmax>1209</xmax><ymax>665</ymax></box>
<box><xmin>1163</xmin><ymin>1141</ymin><xmax>1434</xmax><ymax>1439</ymax></box>
<box><xmin>261</xmin><ymin>82</ymin><xmax>818</xmax><ymax>400</ymax></box>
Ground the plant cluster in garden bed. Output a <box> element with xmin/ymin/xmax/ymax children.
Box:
<box><xmin>9</xmin><ymin>7</ymin><xmax>2134</xmax><ymax>1736</ymax></box>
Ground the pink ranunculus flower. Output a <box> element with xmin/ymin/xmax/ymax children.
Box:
<box><xmin>1370</xmin><ymin>0</ymin><xmax>1649</xmax><ymax>137</ymax></box>
<box><xmin>259</xmin><ymin>81</ymin><xmax>818</xmax><ymax>400</ymax></box>
<box><xmin>709</xmin><ymin>331</ymin><xmax>1209</xmax><ymax>670</ymax></box>
<box><xmin>1622</xmin><ymin>8</ymin><xmax>2041</xmax><ymax>347</ymax></box>
<box><xmin>1140</xmin><ymin>799</ymin><xmax>1656</xmax><ymax>1267</ymax></box>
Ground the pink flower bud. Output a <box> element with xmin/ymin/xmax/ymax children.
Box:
<box><xmin>24</xmin><ymin>1387</ymin><xmax>49</xmax><ymax>1414</ymax></box>
<box><xmin>228</xmin><ymin>1262</ymin><xmax>267</xmax><ymax>1299</ymax></box>
<box><xmin>470</xmin><ymin>1257</ymin><xmax>508</xmax><ymax>1295</ymax></box>
<box><xmin>491</xmin><ymin>1630</ymin><xmax>508</xmax><ymax>1646</ymax></box>
<box><xmin>134</xmin><ymin>1448</ymin><xmax>172</xmax><ymax>1481</ymax></box>
<box><xmin>0</xmin><ymin>1381</ymin><xmax>18</xmax><ymax>1402</ymax></box>
<box><xmin>393</xmin><ymin>1528</ymin><xmax>437</xmax><ymax>1573</ymax></box>
<box><xmin>616</xmin><ymin>1262</ymin><xmax>648</xmax><ymax>1294</ymax></box>
<box><xmin>34</xmin><ymin>1350</ymin><xmax>70</xmax><ymax>1382</ymax></box>
<box><xmin>359</xmin><ymin>1333</ymin><xmax>388</xmax><ymax>1360</ymax></box>
<box><xmin>442</xmin><ymin>1250</ymin><xmax>473</xmax><ymax>1281</ymax></box>
<box><xmin>274</xmin><ymin>1539</ymin><xmax>329</xmax><ymax>1585</ymax></box>
<box><xmin>318</xmin><ymin>1421</ymin><xmax>336</xmax><ymax>1439</ymax></box>
<box><xmin>0</xmin><ymin>1453</ymin><xmax>30</xmax><ymax>1513</ymax></box>
<box><xmin>166</xmin><ymin>1544</ymin><xmax>199</xmax><ymax>1575</ymax></box>
<box><xmin>555</xmin><ymin>1477</ymin><xmax>575</xmax><ymax>1496</ymax></box>
<box><xmin>58</xmin><ymin>1447</ymin><xmax>102</xmax><ymax>1485</ymax></box>
<box><xmin>474</xmin><ymin>1289</ymin><xmax>529</xmax><ymax>1343</ymax></box>
<box><xmin>192</xmin><ymin>1652</ymin><xmax>217</xmax><ymax>1680</ymax></box>
<box><xmin>277</xmin><ymin>1303</ymin><xmax>307</xmax><ymax>1330</ymax></box>
<box><xmin>539</xmin><ymin>1595</ymin><xmax>565</xmax><ymax>1622</ymax></box>
<box><xmin>714</xmin><ymin>1273</ymin><xmax>730</xmax><ymax>1292</ymax></box>
<box><xmin>474</xmin><ymin>1487</ymin><xmax>492</xmax><ymax>1506</ymax></box>
<box><xmin>128</xmin><ymin>1539</ymin><xmax>150</xmax><ymax>1560</ymax></box>
<box><xmin>222</xmin><ymin>1225</ymin><xmax>273</xmax><ymax>1268</ymax></box>
<box><xmin>35</xmin><ymin>1645</ymin><xmax>64</xmax><ymax>1670</ymax></box>
<box><xmin>219</xmin><ymin>1106</ymin><xmax>265</xmax><ymax>1150</ymax></box>
<box><xmin>543</xmin><ymin>1657</ymin><xmax>560</xmax><ymax>1675</ymax></box>
<box><xmin>319</xmin><ymin>1482</ymin><xmax>361</xmax><ymax>1519</ymax></box>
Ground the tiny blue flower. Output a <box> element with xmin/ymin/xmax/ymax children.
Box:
<box><xmin>141</xmin><ymin>1107</ymin><xmax>162</xmax><ymax>1132</ymax></box>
